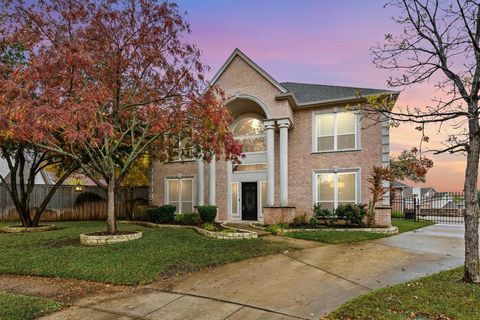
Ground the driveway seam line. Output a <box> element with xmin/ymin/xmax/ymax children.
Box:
<box><xmin>149</xmin><ymin>288</ymin><xmax>308</xmax><ymax>320</ymax></box>
<box><xmin>282</xmin><ymin>253</ymin><xmax>373</xmax><ymax>291</ymax></box>
<box><xmin>141</xmin><ymin>293</ymin><xmax>185</xmax><ymax>317</ymax></box>
<box><xmin>222</xmin><ymin>306</ymin><xmax>245</xmax><ymax>320</ymax></box>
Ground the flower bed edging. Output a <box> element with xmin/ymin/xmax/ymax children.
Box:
<box><xmin>0</xmin><ymin>225</ymin><xmax>56</xmax><ymax>233</ymax></box>
<box><xmin>249</xmin><ymin>222</ymin><xmax>398</xmax><ymax>235</ymax></box>
<box><xmin>80</xmin><ymin>231</ymin><xmax>143</xmax><ymax>246</ymax></box>
<box><xmin>119</xmin><ymin>220</ymin><xmax>258</xmax><ymax>239</ymax></box>
<box><xmin>194</xmin><ymin>226</ymin><xmax>257</xmax><ymax>239</ymax></box>
<box><xmin>284</xmin><ymin>226</ymin><xmax>399</xmax><ymax>235</ymax></box>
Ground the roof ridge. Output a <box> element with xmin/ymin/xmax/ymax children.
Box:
<box><xmin>280</xmin><ymin>81</ymin><xmax>394</xmax><ymax>92</ymax></box>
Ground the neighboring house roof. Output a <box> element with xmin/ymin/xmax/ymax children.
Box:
<box><xmin>421</xmin><ymin>187</ymin><xmax>436</xmax><ymax>197</ymax></box>
<box><xmin>391</xmin><ymin>181</ymin><xmax>409</xmax><ymax>189</ymax></box>
<box><xmin>0</xmin><ymin>157</ymin><xmax>53</xmax><ymax>185</ymax></box>
<box><xmin>279</xmin><ymin>82</ymin><xmax>396</xmax><ymax>105</ymax></box>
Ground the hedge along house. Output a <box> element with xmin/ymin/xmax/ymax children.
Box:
<box><xmin>149</xmin><ymin>49</ymin><xmax>399</xmax><ymax>226</ymax></box>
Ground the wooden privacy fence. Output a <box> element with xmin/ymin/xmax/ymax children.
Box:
<box><xmin>0</xmin><ymin>185</ymin><xmax>149</xmax><ymax>222</ymax></box>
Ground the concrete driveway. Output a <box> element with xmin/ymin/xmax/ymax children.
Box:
<box><xmin>42</xmin><ymin>224</ymin><xmax>466</xmax><ymax>320</ymax></box>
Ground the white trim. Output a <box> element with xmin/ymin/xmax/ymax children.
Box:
<box><xmin>231</xmin><ymin>181</ymin><xmax>240</xmax><ymax>217</ymax></box>
<box><xmin>226</xmin><ymin>94</ymin><xmax>273</xmax><ymax>119</ymax></box>
<box><xmin>164</xmin><ymin>176</ymin><xmax>195</xmax><ymax>213</ymax></box>
<box><xmin>232</xmin><ymin>113</ymin><xmax>267</xmax><ymax>154</ymax></box>
<box><xmin>210</xmin><ymin>48</ymin><xmax>287</xmax><ymax>94</ymax></box>
<box><xmin>312</xmin><ymin>169</ymin><xmax>360</xmax><ymax>209</ymax></box>
<box><xmin>312</xmin><ymin>110</ymin><xmax>360</xmax><ymax>153</ymax></box>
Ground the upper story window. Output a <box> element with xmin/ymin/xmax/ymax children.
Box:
<box><xmin>170</xmin><ymin>138</ymin><xmax>194</xmax><ymax>162</ymax></box>
<box><xmin>233</xmin><ymin>114</ymin><xmax>266</xmax><ymax>153</ymax></box>
<box><xmin>314</xmin><ymin>111</ymin><xmax>357</xmax><ymax>152</ymax></box>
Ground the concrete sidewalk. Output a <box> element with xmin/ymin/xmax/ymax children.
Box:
<box><xmin>34</xmin><ymin>224</ymin><xmax>465</xmax><ymax>320</ymax></box>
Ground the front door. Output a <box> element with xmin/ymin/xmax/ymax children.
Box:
<box><xmin>242</xmin><ymin>182</ymin><xmax>258</xmax><ymax>220</ymax></box>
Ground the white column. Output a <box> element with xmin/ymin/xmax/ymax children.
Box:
<box><xmin>278</xmin><ymin>119</ymin><xmax>291</xmax><ymax>207</ymax></box>
<box><xmin>264</xmin><ymin>120</ymin><xmax>276</xmax><ymax>206</ymax></box>
<box><xmin>226</xmin><ymin>161</ymin><xmax>232</xmax><ymax>218</ymax></box>
<box><xmin>196</xmin><ymin>158</ymin><xmax>204</xmax><ymax>206</ymax></box>
<box><xmin>208</xmin><ymin>156</ymin><xmax>216</xmax><ymax>205</ymax></box>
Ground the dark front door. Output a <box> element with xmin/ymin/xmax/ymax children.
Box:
<box><xmin>242</xmin><ymin>182</ymin><xmax>258</xmax><ymax>220</ymax></box>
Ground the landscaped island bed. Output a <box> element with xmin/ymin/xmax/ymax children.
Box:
<box><xmin>0</xmin><ymin>221</ymin><xmax>293</xmax><ymax>285</ymax></box>
<box><xmin>325</xmin><ymin>267</ymin><xmax>480</xmax><ymax>320</ymax></box>
<box><xmin>285</xmin><ymin>220</ymin><xmax>434</xmax><ymax>244</ymax></box>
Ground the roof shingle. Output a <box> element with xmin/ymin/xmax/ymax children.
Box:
<box><xmin>280</xmin><ymin>82</ymin><xmax>397</xmax><ymax>104</ymax></box>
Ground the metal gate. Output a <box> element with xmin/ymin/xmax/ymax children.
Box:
<box><xmin>391</xmin><ymin>192</ymin><xmax>465</xmax><ymax>224</ymax></box>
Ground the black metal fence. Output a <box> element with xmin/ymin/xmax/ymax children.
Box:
<box><xmin>391</xmin><ymin>192</ymin><xmax>465</xmax><ymax>224</ymax></box>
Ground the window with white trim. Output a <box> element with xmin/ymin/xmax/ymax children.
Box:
<box><xmin>166</xmin><ymin>177</ymin><xmax>194</xmax><ymax>213</ymax></box>
<box><xmin>315</xmin><ymin>111</ymin><xmax>357</xmax><ymax>152</ymax></box>
<box><xmin>315</xmin><ymin>171</ymin><xmax>357</xmax><ymax>211</ymax></box>
<box><xmin>169</xmin><ymin>138</ymin><xmax>194</xmax><ymax>162</ymax></box>
<box><xmin>232</xmin><ymin>115</ymin><xmax>266</xmax><ymax>153</ymax></box>
<box><xmin>231</xmin><ymin>182</ymin><xmax>239</xmax><ymax>215</ymax></box>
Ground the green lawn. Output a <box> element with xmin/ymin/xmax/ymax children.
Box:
<box><xmin>286</xmin><ymin>219</ymin><xmax>434</xmax><ymax>244</ymax></box>
<box><xmin>325</xmin><ymin>267</ymin><xmax>480</xmax><ymax>320</ymax></box>
<box><xmin>0</xmin><ymin>221</ymin><xmax>292</xmax><ymax>285</ymax></box>
<box><xmin>0</xmin><ymin>293</ymin><xmax>63</xmax><ymax>320</ymax></box>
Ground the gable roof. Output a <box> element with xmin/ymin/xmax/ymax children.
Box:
<box><xmin>421</xmin><ymin>187</ymin><xmax>436</xmax><ymax>197</ymax></box>
<box><xmin>210</xmin><ymin>49</ymin><xmax>400</xmax><ymax>107</ymax></box>
<box><xmin>210</xmin><ymin>48</ymin><xmax>288</xmax><ymax>93</ymax></box>
<box><xmin>391</xmin><ymin>181</ymin><xmax>409</xmax><ymax>188</ymax></box>
<box><xmin>279</xmin><ymin>82</ymin><xmax>397</xmax><ymax>105</ymax></box>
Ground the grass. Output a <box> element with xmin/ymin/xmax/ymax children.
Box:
<box><xmin>0</xmin><ymin>221</ymin><xmax>292</xmax><ymax>285</ymax></box>
<box><xmin>286</xmin><ymin>219</ymin><xmax>435</xmax><ymax>244</ymax></box>
<box><xmin>0</xmin><ymin>293</ymin><xmax>63</xmax><ymax>320</ymax></box>
<box><xmin>324</xmin><ymin>267</ymin><xmax>480</xmax><ymax>320</ymax></box>
<box><xmin>393</xmin><ymin>218</ymin><xmax>435</xmax><ymax>233</ymax></box>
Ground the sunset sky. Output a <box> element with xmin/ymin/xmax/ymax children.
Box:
<box><xmin>178</xmin><ymin>0</ymin><xmax>467</xmax><ymax>191</ymax></box>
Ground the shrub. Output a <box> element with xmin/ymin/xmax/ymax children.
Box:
<box><xmin>202</xmin><ymin>222</ymin><xmax>217</xmax><ymax>231</ymax></box>
<box><xmin>309</xmin><ymin>216</ymin><xmax>319</xmax><ymax>227</ymax></box>
<box><xmin>265</xmin><ymin>223</ymin><xmax>286</xmax><ymax>235</ymax></box>
<box><xmin>157</xmin><ymin>205</ymin><xmax>176</xmax><ymax>223</ymax></box>
<box><xmin>142</xmin><ymin>205</ymin><xmax>175</xmax><ymax>223</ymax></box>
<box><xmin>133</xmin><ymin>205</ymin><xmax>157</xmax><ymax>221</ymax></box>
<box><xmin>292</xmin><ymin>213</ymin><xmax>309</xmax><ymax>226</ymax></box>
<box><xmin>174</xmin><ymin>212</ymin><xmax>202</xmax><ymax>225</ymax></box>
<box><xmin>335</xmin><ymin>203</ymin><xmax>367</xmax><ymax>226</ymax></box>
<box><xmin>197</xmin><ymin>206</ymin><xmax>217</xmax><ymax>223</ymax></box>
<box><xmin>313</xmin><ymin>203</ymin><xmax>336</xmax><ymax>226</ymax></box>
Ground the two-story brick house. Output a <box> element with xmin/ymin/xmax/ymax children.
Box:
<box><xmin>149</xmin><ymin>49</ymin><xmax>399</xmax><ymax>226</ymax></box>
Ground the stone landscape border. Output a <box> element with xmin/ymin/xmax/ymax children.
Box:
<box><xmin>0</xmin><ymin>225</ymin><xmax>56</xmax><ymax>233</ymax></box>
<box><xmin>80</xmin><ymin>231</ymin><xmax>143</xmax><ymax>246</ymax></box>
<box><xmin>249</xmin><ymin>223</ymin><xmax>399</xmax><ymax>235</ymax></box>
<box><xmin>120</xmin><ymin>220</ymin><xmax>258</xmax><ymax>239</ymax></box>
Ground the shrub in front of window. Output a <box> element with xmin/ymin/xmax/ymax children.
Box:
<box><xmin>174</xmin><ymin>212</ymin><xmax>202</xmax><ymax>225</ymax></box>
<box><xmin>309</xmin><ymin>216</ymin><xmax>319</xmax><ymax>227</ymax></box>
<box><xmin>133</xmin><ymin>205</ymin><xmax>157</xmax><ymax>221</ymax></box>
<box><xmin>335</xmin><ymin>203</ymin><xmax>367</xmax><ymax>226</ymax></box>
<box><xmin>143</xmin><ymin>205</ymin><xmax>176</xmax><ymax>223</ymax></box>
<box><xmin>313</xmin><ymin>203</ymin><xmax>336</xmax><ymax>226</ymax></box>
<box><xmin>197</xmin><ymin>206</ymin><xmax>217</xmax><ymax>223</ymax></box>
<box><xmin>292</xmin><ymin>213</ymin><xmax>309</xmax><ymax>226</ymax></box>
<box><xmin>157</xmin><ymin>205</ymin><xmax>176</xmax><ymax>223</ymax></box>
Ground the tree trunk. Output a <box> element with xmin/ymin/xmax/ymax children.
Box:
<box><xmin>106</xmin><ymin>175</ymin><xmax>117</xmax><ymax>234</ymax></box>
<box><xmin>463</xmin><ymin>131</ymin><xmax>480</xmax><ymax>283</ymax></box>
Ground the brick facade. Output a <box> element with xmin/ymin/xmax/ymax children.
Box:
<box><xmin>150</xmin><ymin>50</ymin><xmax>392</xmax><ymax>226</ymax></box>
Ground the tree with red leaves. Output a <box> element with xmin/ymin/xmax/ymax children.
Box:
<box><xmin>8</xmin><ymin>0</ymin><xmax>241</xmax><ymax>234</ymax></box>
<box><xmin>0</xmin><ymin>13</ymin><xmax>78</xmax><ymax>227</ymax></box>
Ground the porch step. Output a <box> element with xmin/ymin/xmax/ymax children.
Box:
<box><xmin>224</xmin><ymin>223</ymin><xmax>270</xmax><ymax>237</ymax></box>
